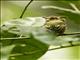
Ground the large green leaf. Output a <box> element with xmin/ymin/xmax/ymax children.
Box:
<box><xmin>8</xmin><ymin>35</ymin><xmax>48</xmax><ymax>60</ymax></box>
<box><xmin>1</xmin><ymin>32</ymin><xmax>48</xmax><ymax>60</ymax></box>
<box><xmin>1</xmin><ymin>45</ymin><xmax>15</xmax><ymax>60</ymax></box>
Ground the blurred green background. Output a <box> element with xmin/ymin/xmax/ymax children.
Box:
<box><xmin>1</xmin><ymin>1</ymin><xmax>80</xmax><ymax>60</ymax></box>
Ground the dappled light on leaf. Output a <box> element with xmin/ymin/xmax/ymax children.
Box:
<box><xmin>1</xmin><ymin>45</ymin><xmax>15</xmax><ymax>60</ymax></box>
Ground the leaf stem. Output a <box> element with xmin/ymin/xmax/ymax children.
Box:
<box><xmin>1</xmin><ymin>32</ymin><xmax>80</xmax><ymax>40</ymax></box>
<box><xmin>0</xmin><ymin>37</ymin><xmax>30</xmax><ymax>40</ymax></box>
<box><xmin>70</xmin><ymin>3</ymin><xmax>80</xmax><ymax>12</ymax></box>
<box><xmin>19</xmin><ymin>0</ymin><xmax>33</xmax><ymax>18</ymax></box>
<box><xmin>61</xmin><ymin>32</ymin><xmax>80</xmax><ymax>36</ymax></box>
<box><xmin>48</xmin><ymin>44</ymin><xmax>80</xmax><ymax>51</ymax></box>
<box><xmin>42</xmin><ymin>6</ymin><xmax>80</xmax><ymax>15</ymax></box>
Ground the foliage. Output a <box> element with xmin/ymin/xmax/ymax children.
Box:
<box><xmin>0</xmin><ymin>0</ymin><xmax>80</xmax><ymax>60</ymax></box>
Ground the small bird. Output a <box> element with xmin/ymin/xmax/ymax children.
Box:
<box><xmin>44</xmin><ymin>16</ymin><xmax>66</xmax><ymax>35</ymax></box>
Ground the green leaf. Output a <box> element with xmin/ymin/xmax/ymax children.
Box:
<box><xmin>8</xmin><ymin>35</ymin><xmax>48</xmax><ymax>60</ymax></box>
<box><xmin>1</xmin><ymin>32</ymin><xmax>49</xmax><ymax>60</ymax></box>
<box><xmin>1</xmin><ymin>45</ymin><xmax>15</xmax><ymax>60</ymax></box>
<box><xmin>0</xmin><ymin>29</ymin><xmax>19</xmax><ymax>46</ymax></box>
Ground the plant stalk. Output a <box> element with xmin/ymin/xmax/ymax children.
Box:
<box><xmin>20</xmin><ymin>0</ymin><xmax>33</xmax><ymax>18</ymax></box>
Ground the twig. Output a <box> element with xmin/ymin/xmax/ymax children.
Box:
<box><xmin>19</xmin><ymin>0</ymin><xmax>33</xmax><ymax>18</ymax></box>
<box><xmin>1</xmin><ymin>32</ymin><xmax>80</xmax><ymax>40</ymax></box>
<box><xmin>70</xmin><ymin>3</ymin><xmax>80</xmax><ymax>12</ymax></box>
<box><xmin>60</xmin><ymin>32</ymin><xmax>80</xmax><ymax>36</ymax></box>
<box><xmin>0</xmin><ymin>37</ymin><xmax>30</xmax><ymax>40</ymax></box>
<box><xmin>42</xmin><ymin>6</ymin><xmax>80</xmax><ymax>15</ymax></box>
<box><xmin>48</xmin><ymin>44</ymin><xmax>80</xmax><ymax>51</ymax></box>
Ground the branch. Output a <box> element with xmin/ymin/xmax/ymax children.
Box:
<box><xmin>0</xmin><ymin>37</ymin><xmax>30</xmax><ymax>40</ymax></box>
<box><xmin>1</xmin><ymin>32</ymin><xmax>80</xmax><ymax>40</ymax></box>
<box><xmin>19</xmin><ymin>0</ymin><xmax>33</xmax><ymax>18</ymax></box>
<box><xmin>41</xmin><ymin>6</ymin><xmax>80</xmax><ymax>15</ymax></box>
<box><xmin>70</xmin><ymin>3</ymin><xmax>80</xmax><ymax>12</ymax></box>
<box><xmin>60</xmin><ymin>32</ymin><xmax>80</xmax><ymax>36</ymax></box>
<box><xmin>48</xmin><ymin>44</ymin><xmax>80</xmax><ymax>51</ymax></box>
